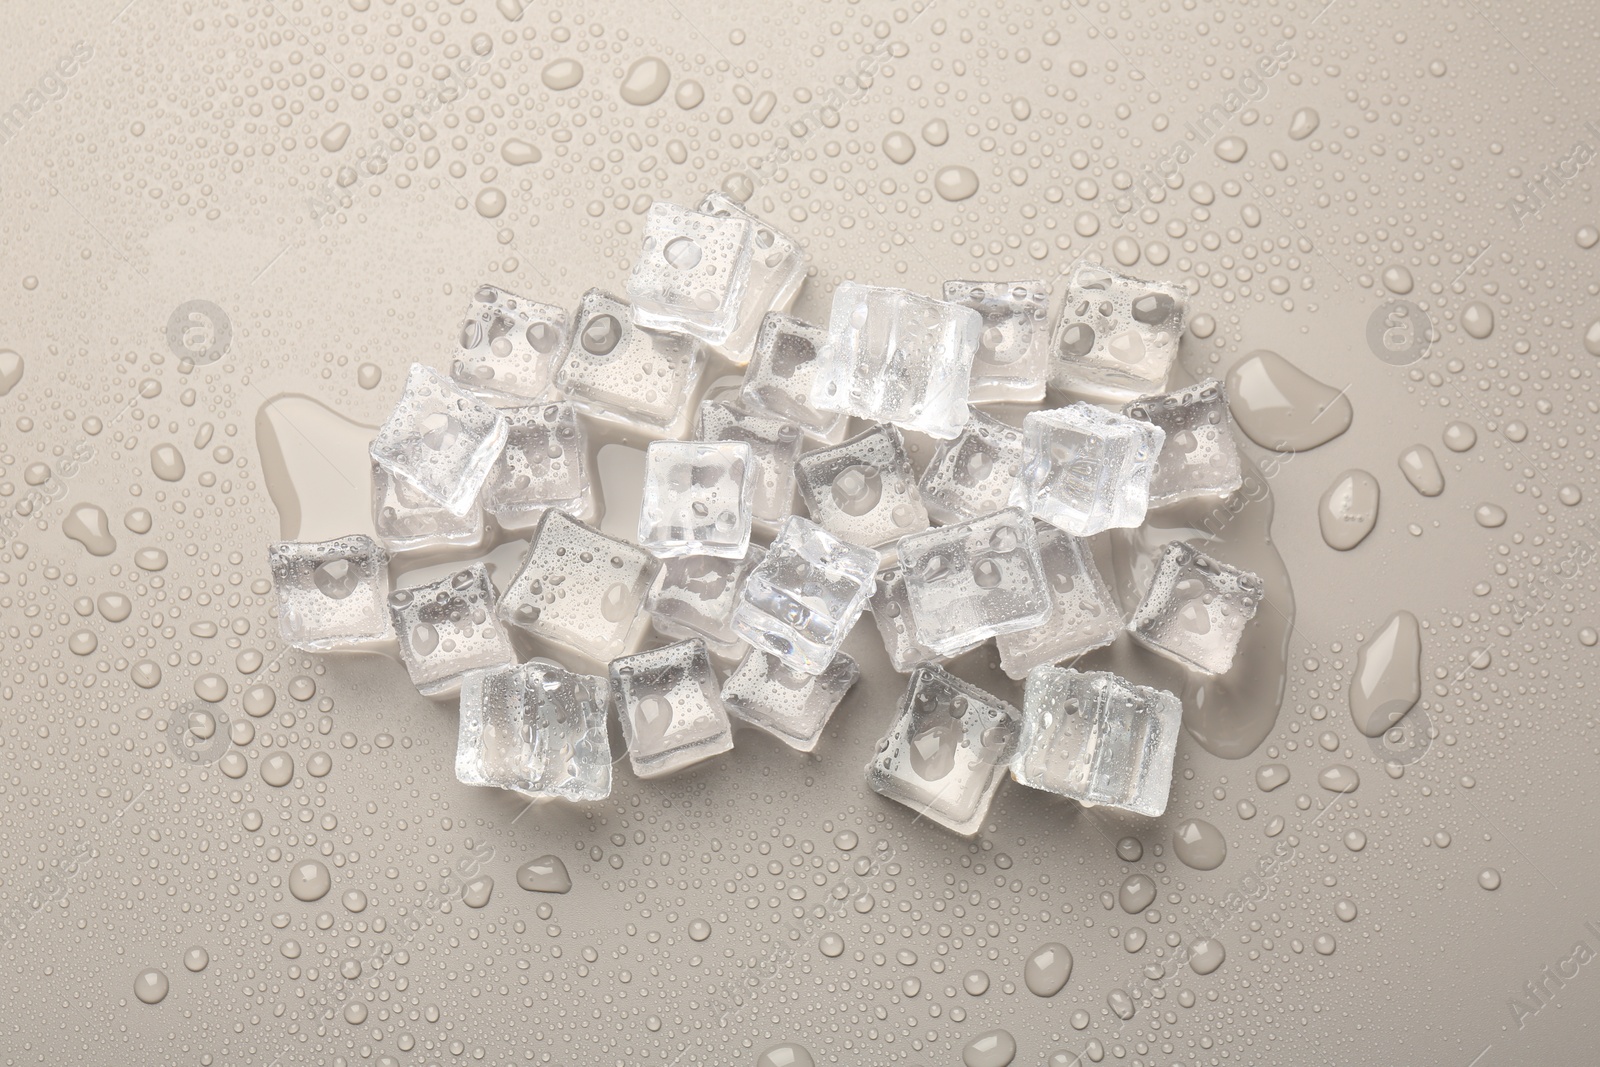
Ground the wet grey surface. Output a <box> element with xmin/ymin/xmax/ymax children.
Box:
<box><xmin>1</xmin><ymin>1</ymin><xmax>1597</xmax><ymax>1064</ymax></box>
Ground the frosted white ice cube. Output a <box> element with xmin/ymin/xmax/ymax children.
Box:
<box><xmin>369</xmin><ymin>363</ymin><xmax>508</xmax><ymax>516</ymax></box>
<box><xmin>451</xmin><ymin>284</ymin><xmax>568</xmax><ymax>403</ymax></box>
<box><xmin>1012</xmin><ymin>666</ymin><xmax>1182</xmax><ymax>817</ymax></box>
<box><xmin>1010</xmin><ymin>403</ymin><xmax>1165</xmax><ymax>536</ymax></box>
<box><xmin>864</xmin><ymin>665</ymin><xmax>1021</xmax><ymax>836</ymax></box>
<box><xmin>1127</xmin><ymin>541</ymin><xmax>1262</xmax><ymax>676</ymax></box>
<box><xmin>721</xmin><ymin>648</ymin><xmax>859</xmax><ymax>752</ymax></box>
<box><xmin>1048</xmin><ymin>261</ymin><xmax>1188</xmax><ymax>401</ymax></box>
<box><xmin>898</xmin><ymin>508</ymin><xmax>1052</xmax><ymax>658</ymax></box>
<box><xmin>456</xmin><ymin>663</ymin><xmax>612</xmax><ymax>802</ymax></box>
<box><xmin>610</xmin><ymin>638</ymin><xmax>735</xmax><ymax>778</ymax></box>
<box><xmin>269</xmin><ymin>534</ymin><xmax>394</xmax><ymax>650</ymax></box>
<box><xmin>942</xmin><ymin>279</ymin><xmax>1051</xmax><ymax>404</ymax></box>
<box><xmin>810</xmin><ymin>282</ymin><xmax>982</xmax><ymax>440</ymax></box>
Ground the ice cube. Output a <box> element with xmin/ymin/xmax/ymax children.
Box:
<box><xmin>1011</xmin><ymin>666</ymin><xmax>1183</xmax><ymax>817</ymax></box>
<box><xmin>795</xmin><ymin>424</ymin><xmax>930</xmax><ymax>550</ymax></box>
<box><xmin>644</xmin><ymin>543</ymin><xmax>765</xmax><ymax>660</ymax></box>
<box><xmin>1122</xmin><ymin>378</ymin><xmax>1243</xmax><ymax>508</ymax></box>
<box><xmin>369</xmin><ymin>364</ymin><xmax>509</xmax><ymax>515</ymax></box>
<box><xmin>867</xmin><ymin>565</ymin><xmax>976</xmax><ymax>671</ymax></box>
<box><xmin>811</xmin><ymin>281</ymin><xmax>982</xmax><ymax>440</ymax></box>
<box><xmin>941</xmin><ymin>279</ymin><xmax>1051</xmax><ymax>404</ymax></box>
<box><xmin>1048</xmin><ymin>261</ymin><xmax>1188</xmax><ymax>401</ymax></box>
<box><xmin>485</xmin><ymin>401</ymin><xmax>595</xmax><ymax>530</ymax></box>
<box><xmin>695</xmin><ymin>399</ymin><xmax>803</xmax><ymax>532</ymax></box>
<box><xmin>627</xmin><ymin>202</ymin><xmax>754</xmax><ymax>346</ymax></box>
<box><xmin>916</xmin><ymin>407</ymin><xmax>1027</xmax><ymax>524</ymax></box>
<box><xmin>721</xmin><ymin>648</ymin><xmax>860</xmax><ymax>752</ymax></box>
<box><xmin>269</xmin><ymin>534</ymin><xmax>394</xmax><ymax>650</ymax></box>
<box><xmin>556</xmin><ymin>289</ymin><xmax>707</xmax><ymax>438</ymax></box>
<box><xmin>1127</xmin><ymin>541</ymin><xmax>1263</xmax><ymax>675</ymax></box>
<box><xmin>1010</xmin><ymin>402</ymin><xmax>1165</xmax><ymax>536</ymax></box>
<box><xmin>638</xmin><ymin>440</ymin><xmax>757</xmax><ymax>559</ymax></box>
<box><xmin>388</xmin><ymin>563</ymin><xmax>517</xmax><ymax>695</ymax></box>
<box><xmin>739</xmin><ymin>312</ymin><xmax>848</xmax><ymax>443</ymax></box>
<box><xmin>731</xmin><ymin>515</ymin><xmax>880</xmax><ymax>675</ymax></box>
<box><xmin>610</xmin><ymin>637</ymin><xmax>735</xmax><ymax>778</ymax></box>
<box><xmin>898</xmin><ymin>508</ymin><xmax>1051</xmax><ymax>657</ymax></box>
<box><xmin>499</xmin><ymin>509</ymin><xmax>660</xmax><ymax>661</ymax></box>
<box><xmin>995</xmin><ymin>522</ymin><xmax>1122</xmax><ymax>680</ymax></box>
<box><xmin>450</xmin><ymin>284</ymin><xmax>568</xmax><ymax>403</ymax></box>
<box><xmin>372</xmin><ymin>462</ymin><xmax>485</xmax><ymax>553</ymax></box>
<box><xmin>455</xmin><ymin>662</ymin><xmax>612</xmax><ymax>802</ymax></box>
<box><xmin>864</xmin><ymin>665</ymin><xmax>1021</xmax><ymax>836</ymax></box>
<box><xmin>697</xmin><ymin>191</ymin><xmax>808</xmax><ymax>361</ymax></box>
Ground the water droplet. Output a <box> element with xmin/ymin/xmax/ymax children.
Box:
<box><xmin>1188</xmin><ymin>938</ymin><xmax>1226</xmax><ymax>975</ymax></box>
<box><xmin>1172</xmin><ymin>819</ymin><xmax>1227</xmax><ymax>870</ymax></box>
<box><xmin>1317</xmin><ymin>469</ymin><xmax>1380</xmax><ymax>550</ymax></box>
<box><xmin>1226</xmin><ymin>350</ymin><xmax>1352</xmax><ymax>451</ymax></box>
<box><xmin>935</xmin><ymin>165</ymin><xmax>980</xmax><ymax>201</ymax></box>
<box><xmin>542</xmin><ymin>59</ymin><xmax>583</xmax><ymax>91</ymax></box>
<box><xmin>961</xmin><ymin>1029</ymin><xmax>1016</xmax><ymax>1067</ymax></box>
<box><xmin>63</xmin><ymin>502</ymin><xmax>116</xmax><ymax>555</ymax></box>
<box><xmin>1023</xmin><ymin>942</ymin><xmax>1073</xmax><ymax>997</ymax></box>
<box><xmin>1461</xmin><ymin>301</ymin><xmax>1494</xmax><ymax>339</ymax></box>
<box><xmin>516</xmin><ymin>855</ymin><xmax>572</xmax><ymax>893</ymax></box>
<box><xmin>288</xmin><ymin>859</ymin><xmax>331</xmax><ymax>901</ymax></box>
<box><xmin>620</xmin><ymin>57</ymin><xmax>671</xmax><ymax>106</ymax></box>
<box><xmin>134</xmin><ymin>968</ymin><xmax>169</xmax><ymax>1004</ymax></box>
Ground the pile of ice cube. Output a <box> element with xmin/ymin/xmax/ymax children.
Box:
<box><xmin>266</xmin><ymin>192</ymin><xmax>1264</xmax><ymax>834</ymax></box>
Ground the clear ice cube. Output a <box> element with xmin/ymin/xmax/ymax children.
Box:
<box><xmin>369</xmin><ymin>363</ymin><xmax>509</xmax><ymax>516</ymax></box>
<box><xmin>1127</xmin><ymin>541</ymin><xmax>1263</xmax><ymax>675</ymax></box>
<box><xmin>740</xmin><ymin>312</ymin><xmax>848</xmax><ymax>443</ymax></box>
<box><xmin>721</xmin><ymin>648</ymin><xmax>860</xmax><ymax>752</ymax></box>
<box><xmin>942</xmin><ymin>279</ymin><xmax>1051</xmax><ymax>404</ymax></box>
<box><xmin>731</xmin><ymin>515</ymin><xmax>880</xmax><ymax>675</ymax></box>
<box><xmin>811</xmin><ymin>281</ymin><xmax>982</xmax><ymax>440</ymax></box>
<box><xmin>372</xmin><ymin>462</ymin><xmax>485</xmax><ymax>553</ymax></box>
<box><xmin>498</xmin><ymin>509</ymin><xmax>660</xmax><ymax>661</ymax></box>
<box><xmin>610</xmin><ymin>637</ymin><xmax>735</xmax><ymax>778</ymax></box>
<box><xmin>795</xmin><ymin>424</ymin><xmax>930</xmax><ymax>550</ymax></box>
<box><xmin>388</xmin><ymin>564</ymin><xmax>517</xmax><ymax>696</ymax></box>
<box><xmin>455</xmin><ymin>662</ymin><xmax>612</xmax><ymax>802</ymax></box>
<box><xmin>1122</xmin><ymin>378</ymin><xmax>1243</xmax><ymax>508</ymax></box>
<box><xmin>995</xmin><ymin>522</ymin><xmax>1122</xmax><ymax>680</ymax></box>
<box><xmin>695</xmin><ymin>399</ymin><xmax>803</xmax><ymax>532</ymax></box>
<box><xmin>644</xmin><ymin>543</ymin><xmax>765</xmax><ymax>660</ymax></box>
<box><xmin>1048</xmin><ymin>261</ymin><xmax>1188</xmax><ymax>401</ymax></box>
<box><xmin>556</xmin><ymin>289</ymin><xmax>707</xmax><ymax>438</ymax></box>
<box><xmin>898</xmin><ymin>508</ymin><xmax>1052</xmax><ymax>657</ymax></box>
<box><xmin>697</xmin><ymin>191</ymin><xmax>808</xmax><ymax>361</ymax></box>
<box><xmin>485</xmin><ymin>401</ymin><xmax>595</xmax><ymax>530</ymax></box>
<box><xmin>1010</xmin><ymin>402</ymin><xmax>1165</xmax><ymax>536</ymax></box>
<box><xmin>916</xmin><ymin>407</ymin><xmax>1027</xmax><ymax>524</ymax></box>
<box><xmin>638</xmin><ymin>440</ymin><xmax>756</xmax><ymax>559</ymax></box>
<box><xmin>627</xmin><ymin>202</ymin><xmax>754</xmax><ymax>346</ymax></box>
<box><xmin>269</xmin><ymin>534</ymin><xmax>394</xmax><ymax>650</ymax></box>
<box><xmin>864</xmin><ymin>665</ymin><xmax>1021</xmax><ymax>836</ymax></box>
<box><xmin>868</xmin><ymin>565</ymin><xmax>977</xmax><ymax>671</ymax></box>
<box><xmin>1012</xmin><ymin>666</ymin><xmax>1183</xmax><ymax>817</ymax></box>
<box><xmin>451</xmin><ymin>284</ymin><xmax>568</xmax><ymax>403</ymax></box>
